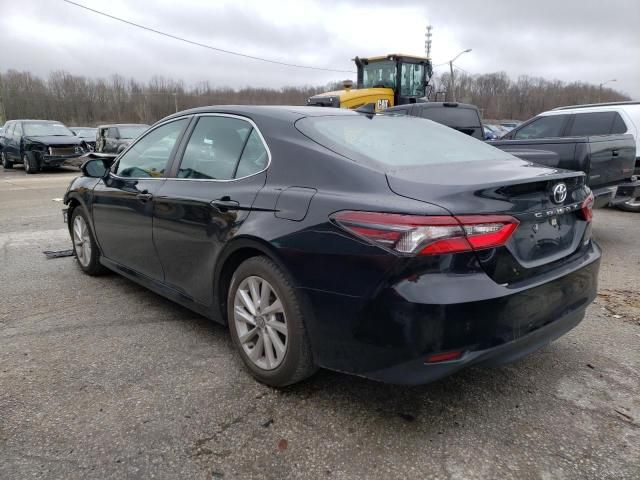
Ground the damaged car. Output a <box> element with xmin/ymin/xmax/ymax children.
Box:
<box><xmin>95</xmin><ymin>123</ymin><xmax>149</xmax><ymax>154</ymax></box>
<box><xmin>70</xmin><ymin>127</ymin><xmax>98</xmax><ymax>151</ymax></box>
<box><xmin>1</xmin><ymin>120</ymin><xmax>86</xmax><ymax>173</ymax></box>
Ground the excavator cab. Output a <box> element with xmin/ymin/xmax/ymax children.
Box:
<box><xmin>307</xmin><ymin>54</ymin><xmax>433</xmax><ymax>112</ymax></box>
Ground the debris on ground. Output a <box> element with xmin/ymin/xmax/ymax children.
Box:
<box><xmin>43</xmin><ymin>249</ymin><xmax>74</xmax><ymax>259</ymax></box>
<box><xmin>597</xmin><ymin>289</ymin><xmax>640</xmax><ymax>326</ymax></box>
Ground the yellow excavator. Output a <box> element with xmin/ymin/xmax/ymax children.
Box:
<box><xmin>306</xmin><ymin>53</ymin><xmax>433</xmax><ymax>112</ymax></box>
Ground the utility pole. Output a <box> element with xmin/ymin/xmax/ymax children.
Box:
<box><xmin>449</xmin><ymin>60</ymin><xmax>455</xmax><ymax>102</ymax></box>
<box><xmin>598</xmin><ymin>79</ymin><xmax>616</xmax><ymax>103</ymax></box>
<box><xmin>447</xmin><ymin>49</ymin><xmax>472</xmax><ymax>103</ymax></box>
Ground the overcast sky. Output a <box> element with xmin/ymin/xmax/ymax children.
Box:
<box><xmin>1</xmin><ymin>0</ymin><xmax>639</xmax><ymax>98</ymax></box>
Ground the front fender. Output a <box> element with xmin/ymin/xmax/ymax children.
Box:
<box><xmin>63</xmin><ymin>177</ymin><xmax>101</xmax><ymax>233</ymax></box>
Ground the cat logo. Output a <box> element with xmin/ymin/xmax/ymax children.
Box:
<box><xmin>376</xmin><ymin>99</ymin><xmax>389</xmax><ymax>111</ymax></box>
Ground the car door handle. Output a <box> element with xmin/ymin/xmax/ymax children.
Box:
<box><xmin>136</xmin><ymin>192</ymin><xmax>153</xmax><ymax>201</ymax></box>
<box><xmin>612</xmin><ymin>149</ymin><xmax>619</xmax><ymax>157</ymax></box>
<box><xmin>211</xmin><ymin>198</ymin><xmax>240</xmax><ymax>211</ymax></box>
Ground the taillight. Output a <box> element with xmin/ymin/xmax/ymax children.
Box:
<box><xmin>331</xmin><ymin>211</ymin><xmax>519</xmax><ymax>255</ymax></box>
<box><xmin>579</xmin><ymin>192</ymin><xmax>594</xmax><ymax>222</ymax></box>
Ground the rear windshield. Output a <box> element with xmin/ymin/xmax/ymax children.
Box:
<box><xmin>420</xmin><ymin>107</ymin><xmax>480</xmax><ymax>127</ymax></box>
<box><xmin>296</xmin><ymin>115</ymin><xmax>514</xmax><ymax>167</ymax></box>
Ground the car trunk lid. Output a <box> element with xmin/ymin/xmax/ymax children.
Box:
<box><xmin>386</xmin><ymin>158</ymin><xmax>591</xmax><ymax>283</ymax></box>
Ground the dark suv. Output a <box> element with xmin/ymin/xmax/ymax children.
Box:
<box><xmin>95</xmin><ymin>124</ymin><xmax>149</xmax><ymax>154</ymax></box>
<box><xmin>385</xmin><ymin>102</ymin><xmax>485</xmax><ymax>140</ymax></box>
<box><xmin>1</xmin><ymin>120</ymin><xmax>86</xmax><ymax>173</ymax></box>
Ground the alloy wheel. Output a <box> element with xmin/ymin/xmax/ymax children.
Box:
<box><xmin>233</xmin><ymin>275</ymin><xmax>288</xmax><ymax>370</ymax></box>
<box><xmin>73</xmin><ymin>215</ymin><xmax>92</xmax><ymax>267</ymax></box>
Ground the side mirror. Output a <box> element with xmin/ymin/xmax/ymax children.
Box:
<box><xmin>81</xmin><ymin>158</ymin><xmax>109</xmax><ymax>178</ymax></box>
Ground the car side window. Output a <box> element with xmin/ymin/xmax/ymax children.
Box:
<box><xmin>14</xmin><ymin>123</ymin><xmax>22</xmax><ymax>137</ymax></box>
<box><xmin>568</xmin><ymin>112</ymin><xmax>616</xmax><ymax>136</ymax></box>
<box><xmin>611</xmin><ymin>113</ymin><xmax>627</xmax><ymax>134</ymax></box>
<box><xmin>513</xmin><ymin>115</ymin><xmax>566</xmax><ymax>140</ymax></box>
<box><xmin>235</xmin><ymin>129</ymin><xmax>269</xmax><ymax>178</ymax></box>
<box><xmin>114</xmin><ymin>119</ymin><xmax>188</xmax><ymax>178</ymax></box>
<box><xmin>108</xmin><ymin>127</ymin><xmax>119</xmax><ymax>139</ymax></box>
<box><xmin>177</xmin><ymin>116</ymin><xmax>253</xmax><ymax>180</ymax></box>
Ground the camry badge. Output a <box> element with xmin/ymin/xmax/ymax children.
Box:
<box><xmin>552</xmin><ymin>183</ymin><xmax>567</xmax><ymax>204</ymax></box>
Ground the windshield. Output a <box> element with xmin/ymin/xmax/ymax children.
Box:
<box><xmin>23</xmin><ymin>122</ymin><xmax>74</xmax><ymax>137</ymax></box>
<box><xmin>296</xmin><ymin>115</ymin><xmax>514</xmax><ymax>168</ymax></box>
<box><xmin>118</xmin><ymin>126</ymin><xmax>148</xmax><ymax>139</ymax></box>
<box><xmin>362</xmin><ymin>60</ymin><xmax>396</xmax><ymax>89</ymax></box>
<box><xmin>73</xmin><ymin>128</ymin><xmax>97</xmax><ymax>137</ymax></box>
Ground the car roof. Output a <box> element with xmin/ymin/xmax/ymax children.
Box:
<box><xmin>552</xmin><ymin>101</ymin><xmax>640</xmax><ymax>111</ymax></box>
<box><xmin>540</xmin><ymin>103</ymin><xmax>640</xmax><ymax>117</ymax></box>
<box><xmin>97</xmin><ymin>123</ymin><xmax>149</xmax><ymax>128</ymax></box>
<box><xmin>387</xmin><ymin>102</ymin><xmax>479</xmax><ymax>111</ymax></box>
<box><xmin>161</xmin><ymin>105</ymin><xmax>358</xmax><ymax>124</ymax></box>
<box><xmin>12</xmin><ymin>119</ymin><xmax>64</xmax><ymax>123</ymax></box>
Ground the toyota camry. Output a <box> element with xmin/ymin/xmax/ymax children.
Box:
<box><xmin>63</xmin><ymin>106</ymin><xmax>600</xmax><ymax>387</ymax></box>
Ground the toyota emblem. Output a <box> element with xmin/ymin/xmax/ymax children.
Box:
<box><xmin>552</xmin><ymin>183</ymin><xmax>567</xmax><ymax>204</ymax></box>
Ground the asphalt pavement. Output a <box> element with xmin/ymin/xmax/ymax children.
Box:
<box><xmin>1</xmin><ymin>165</ymin><xmax>638</xmax><ymax>479</ymax></box>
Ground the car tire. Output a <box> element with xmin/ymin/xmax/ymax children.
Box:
<box><xmin>616</xmin><ymin>198</ymin><xmax>640</xmax><ymax>213</ymax></box>
<box><xmin>1</xmin><ymin>152</ymin><xmax>13</xmax><ymax>169</ymax></box>
<box><xmin>70</xmin><ymin>207</ymin><xmax>107</xmax><ymax>276</ymax></box>
<box><xmin>23</xmin><ymin>153</ymin><xmax>38</xmax><ymax>174</ymax></box>
<box><xmin>227</xmin><ymin>256</ymin><xmax>317</xmax><ymax>387</ymax></box>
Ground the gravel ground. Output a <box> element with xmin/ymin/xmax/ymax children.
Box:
<box><xmin>1</xmin><ymin>166</ymin><xmax>639</xmax><ymax>480</ymax></box>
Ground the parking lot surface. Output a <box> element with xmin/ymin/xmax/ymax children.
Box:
<box><xmin>1</xmin><ymin>166</ymin><xmax>639</xmax><ymax>480</ymax></box>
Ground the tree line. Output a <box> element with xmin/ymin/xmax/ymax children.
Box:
<box><xmin>0</xmin><ymin>69</ymin><xmax>631</xmax><ymax>126</ymax></box>
<box><xmin>430</xmin><ymin>71</ymin><xmax>630</xmax><ymax>120</ymax></box>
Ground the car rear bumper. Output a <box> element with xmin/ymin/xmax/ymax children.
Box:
<box><xmin>613</xmin><ymin>179</ymin><xmax>640</xmax><ymax>203</ymax></box>
<box><xmin>592</xmin><ymin>179</ymin><xmax>640</xmax><ymax>207</ymax></box>
<box><xmin>301</xmin><ymin>242</ymin><xmax>600</xmax><ymax>385</ymax></box>
<box><xmin>365</xmin><ymin>306</ymin><xmax>586</xmax><ymax>385</ymax></box>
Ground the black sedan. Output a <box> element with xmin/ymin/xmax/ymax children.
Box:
<box><xmin>63</xmin><ymin>106</ymin><xmax>600</xmax><ymax>387</ymax></box>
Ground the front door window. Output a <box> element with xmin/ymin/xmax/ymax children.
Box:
<box><xmin>114</xmin><ymin>119</ymin><xmax>188</xmax><ymax>178</ymax></box>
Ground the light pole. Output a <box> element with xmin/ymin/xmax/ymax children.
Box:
<box><xmin>598</xmin><ymin>79</ymin><xmax>616</xmax><ymax>103</ymax></box>
<box><xmin>448</xmin><ymin>49</ymin><xmax>472</xmax><ymax>102</ymax></box>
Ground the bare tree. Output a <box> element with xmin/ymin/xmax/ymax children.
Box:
<box><xmin>0</xmin><ymin>69</ymin><xmax>631</xmax><ymax>125</ymax></box>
